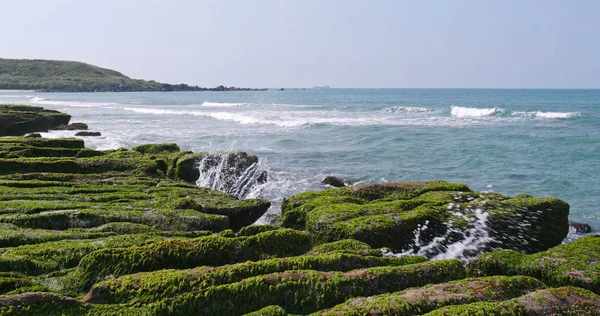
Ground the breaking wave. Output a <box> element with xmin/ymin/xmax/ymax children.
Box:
<box><xmin>450</xmin><ymin>106</ymin><xmax>503</xmax><ymax>117</ymax></box>
<box><xmin>382</xmin><ymin>106</ymin><xmax>432</xmax><ymax>113</ymax></box>
<box><xmin>201</xmin><ymin>101</ymin><xmax>248</xmax><ymax>107</ymax></box>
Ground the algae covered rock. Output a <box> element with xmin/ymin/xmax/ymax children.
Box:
<box><xmin>83</xmin><ymin>252</ymin><xmax>425</xmax><ymax>305</ymax></box>
<box><xmin>0</xmin><ymin>104</ymin><xmax>71</xmax><ymax>136</ymax></box>
<box><xmin>424</xmin><ymin>286</ymin><xmax>600</xmax><ymax>315</ymax></box>
<box><xmin>468</xmin><ymin>234</ymin><xmax>600</xmax><ymax>294</ymax></box>
<box><xmin>76</xmin><ymin>228</ymin><xmax>313</xmax><ymax>289</ymax></box>
<box><xmin>151</xmin><ymin>259</ymin><xmax>465</xmax><ymax>315</ymax></box>
<box><xmin>282</xmin><ymin>181</ymin><xmax>569</xmax><ymax>257</ymax></box>
<box><xmin>314</xmin><ymin>275</ymin><xmax>546</xmax><ymax>315</ymax></box>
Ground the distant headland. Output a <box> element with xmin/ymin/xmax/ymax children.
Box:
<box><xmin>0</xmin><ymin>58</ymin><xmax>266</xmax><ymax>92</ymax></box>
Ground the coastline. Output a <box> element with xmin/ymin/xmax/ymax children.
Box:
<box><xmin>0</xmin><ymin>103</ymin><xmax>599</xmax><ymax>315</ymax></box>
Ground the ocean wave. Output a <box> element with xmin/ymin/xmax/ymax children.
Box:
<box><xmin>382</xmin><ymin>106</ymin><xmax>431</xmax><ymax>113</ymax></box>
<box><xmin>450</xmin><ymin>106</ymin><xmax>503</xmax><ymax>117</ymax></box>
<box><xmin>201</xmin><ymin>101</ymin><xmax>248</xmax><ymax>107</ymax></box>
<box><xmin>30</xmin><ymin>99</ymin><xmax>117</xmax><ymax>108</ymax></box>
<box><xmin>513</xmin><ymin>111</ymin><xmax>580</xmax><ymax>119</ymax></box>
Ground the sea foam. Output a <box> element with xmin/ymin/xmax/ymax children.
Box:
<box><xmin>382</xmin><ymin>106</ymin><xmax>431</xmax><ymax>113</ymax></box>
<box><xmin>450</xmin><ymin>106</ymin><xmax>502</xmax><ymax>117</ymax></box>
<box><xmin>201</xmin><ymin>101</ymin><xmax>247</xmax><ymax>107</ymax></box>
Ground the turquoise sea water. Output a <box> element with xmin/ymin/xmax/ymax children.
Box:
<box><xmin>2</xmin><ymin>89</ymin><xmax>599</xmax><ymax>236</ymax></box>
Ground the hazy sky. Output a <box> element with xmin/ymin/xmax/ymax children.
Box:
<box><xmin>2</xmin><ymin>0</ymin><xmax>599</xmax><ymax>88</ymax></box>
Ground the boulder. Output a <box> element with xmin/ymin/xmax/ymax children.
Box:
<box><xmin>52</xmin><ymin>122</ymin><xmax>88</xmax><ymax>130</ymax></box>
<box><xmin>75</xmin><ymin>131</ymin><xmax>101</xmax><ymax>136</ymax></box>
<box><xmin>570</xmin><ymin>221</ymin><xmax>593</xmax><ymax>233</ymax></box>
<box><xmin>322</xmin><ymin>175</ymin><xmax>345</xmax><ymax>187</ymax></box>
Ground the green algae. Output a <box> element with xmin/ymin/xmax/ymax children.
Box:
<box><xmin>0</xmin><ymin>234</ymin><xmax>166</xmax><ymax>276</ymax></box>
<box><xmin>83</xmin><ymin>252</ymin><xmax>426</xmax><ymax>305</ymax></box>
<box><xmin>282</xmin><ymin>181</ymin><xmax>570</xmax><ymax>254</ymax></box>
<box><xmin>468</xmin><ymin>234</ymin><xmax>600</xmax><ymax>294</ymax></box>
<box><xmin>314</xmin><ymin>275</ymin><xmax>546</xmax><ymax>315</ymax></box>
<box><xmin>75</xmin><ymin>228</ymin><xmax>313</xmax><ymax>291</ymax></box>
<box><xmin>149</xmin><ymin>259</ymin><xmax>465</xmax><ymax>315</ymax></box>
<box><xmin>423</xmin><ymin>286</ymin><xmax>600</xmax><ymax>316</ymax></box>
<box><xmin>243</xmin><ymin>305</ymin><xmax>287</xmax><ymax>316</ymax></box>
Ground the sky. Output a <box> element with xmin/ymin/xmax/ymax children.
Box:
<box><xmin>1</xmin><ymin>0</ymin><xmax>599</xmax><ymax>88</ymax></box>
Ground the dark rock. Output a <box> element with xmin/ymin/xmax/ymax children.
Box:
<box><xmin>570</xmin><ymin>221</ymin><xmax>593</xmax><ymax>233</ymax></box>
<box><xmin>322</xmin><ymin>175</ymin><xmax>346</xmax><ymax>187</ymax></box>
<box><xmin>53</xmin><ymin>122</ymin><xmax>88</xmax><ymax>130</ymax></box>
<box><xmin>75</xmin><ymin>131</ymin><xmax>101</xmax><ymax>137</ymax></box>
<box><xmin>0</xmin><ymin>104</ymin><xmax>71</xmax><ymax>136</ymax></box>
<box><xmin>24</xmin><ymin>133</ymin><xmax>42</xmax><ymax>138</ymax></box>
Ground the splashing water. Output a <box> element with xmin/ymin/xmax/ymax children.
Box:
<box><xmin>383</xmin><ymin>198</ymin><xmax>495</xmax><ymax>262</ymax></box>
<box><xmin>195</xmin><ymin>152</ymin><xmax>268</xmax><ymax>200</ymax></box>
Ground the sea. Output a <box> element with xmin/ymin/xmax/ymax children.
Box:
<box><xmin>1</xmin><ymin>89</ymin><xmax>598</xmax><ymax>243</ymax></box>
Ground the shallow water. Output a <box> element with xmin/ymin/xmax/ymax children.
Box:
<box><xmin>2</xmin><ymin>89</ymin><xmax>599</xmax><ymax>236</ymax></box>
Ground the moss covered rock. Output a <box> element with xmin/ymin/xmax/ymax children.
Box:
<box><xmin>75</xmin><ymin>229</ymin><xmax>313</xmax><ymax>290</ymax></box>
<box><xmin>83</xmin><ymin>252</ymin><xmax>425</xmax><ymax>305</ymax></box>
<box><xmin>424</xmin><ymin>286</ymin><xmax>600</xmax><ymax>315</ymax></box>
<box><xmin>0</xmin><ymin>104</ymin><xmax>71</xmax><ymax>136</ymax></box>
<box><xmin>468</xmin><ymin>234</ymin><xmax>600</xmax><ymax>294</ymax></box>
<box><xmin>314</xmin><ymin>275</ymin><xmax>546</xmax><ymax>315</ymax></box>
<box><xmin>150</xmin><ymin>259</ymin><xmax>465</xmax><ymax>315</ymax></box>
<box><xmin>282</xmin><ymin>181</ymin><xmax>569</xmax><ymax>256</ymax></box>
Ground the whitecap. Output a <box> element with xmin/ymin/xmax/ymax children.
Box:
<box><xmin>534</xmin><ymin>111</ymin><xmax>580</xmax><ymax>119</ymax></box>
<box><xmin>450</xmin><ymin>105</ymin><xmax>502</xmax><ymax>117</ymax></box>
<box><xmin>382</xmin><ymin>106</ymin><xmax>431</xmax><ymax>113</ymax></box>
<box><xmin>30</xmin><ymin>99</ymin><xmax>116</xmax><ymax>108</ymax></box>
<box><xmin>201</xmin><ymin>101</ymin><xmax>247</xmax><ymax>107</ymax></box>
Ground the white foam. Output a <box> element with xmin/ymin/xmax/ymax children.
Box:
<box><xmin>30</xmin><ymin>99</ymin><xmax>116</xmax><ymax>108</ymax></box>
<box><xmin>534</xmin><ymin>111</ymin><xmax>579</xmax><ymax>119</ymax></box>
<box><xmin>201</xmin><ymin>101</ymin><xmax>247</xmax><ymax>107</ymax></box>
<box><xmin>382</xmin><ymin>106</ymin><xmax>431</xmax><ymax>113</ymax></box>
<box><xmin>450</xmin><ymin>106</ymin><xmax>502</xmax><ymax>117</ymax></box>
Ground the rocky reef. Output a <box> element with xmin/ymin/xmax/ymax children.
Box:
<box><xmin>0</xmin><ymin>105</ymin><xmax>598</xmax><ymax>315</ymax></box>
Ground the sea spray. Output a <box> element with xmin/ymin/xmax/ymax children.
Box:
<box><xmin>195</xmin><ymin>152</ymin><xmax>268</xmax><ymax>200</ymax></box>
<box><xmin>383</xmin><ymin>196</ymin><xmax>495</xmax><ymax>262</ymax></box>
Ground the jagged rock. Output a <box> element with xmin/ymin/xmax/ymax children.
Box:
<box><xmin>52</xmin><ymin>122</ymin><xmax>88</xmax><ymax>130</ymax></box>
<box><xmin>281</xmin><ymin>181</ymin><xmax>569</xmax><ymax>256</ymax></box>
<box><xmin>467</xmin><ymin>234</ymin><xmax>600</xmax><ymax>294</ymax></box>
<box><xmin>570</xmin><ymin>221</ymin><xmax>593</xmax><ymax>233</ymax></box>
<box><xmin>75</xmin><ymin>131</ymin><xmax>101</xmax><ymax>136</ymax></box>
<box><xmin>322</xmin><ymin>175</ymin><xmax>345</xmax><ymax>187</ymax></box>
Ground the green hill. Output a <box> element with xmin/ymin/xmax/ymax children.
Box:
<box><xmin>0</xmin><ymin>58</ymin><xmax>259</xmax><ymax>92</ymax></box>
